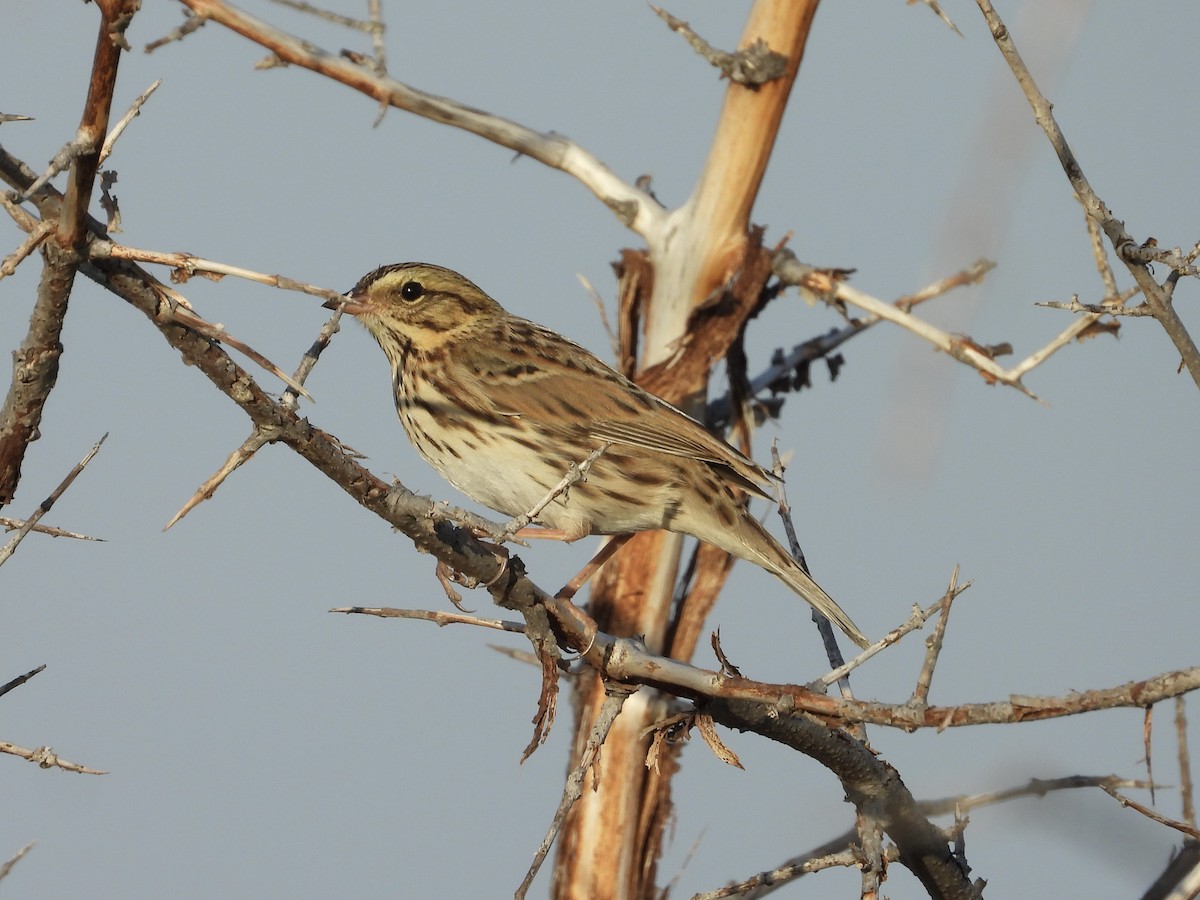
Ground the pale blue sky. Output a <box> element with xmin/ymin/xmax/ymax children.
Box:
<box><xmin>3</xmin><ymin>2</ymin><xmax>1198</xmax><ymax>897</ymax></box>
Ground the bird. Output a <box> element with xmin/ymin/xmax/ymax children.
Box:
<box><xmin>326</xmin><ymin>262</ymin><xmax>868</xmax><ymax>648</ymax></box>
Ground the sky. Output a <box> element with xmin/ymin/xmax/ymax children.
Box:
<box><xmin>2</xmin><ymin>1</ymin><xmax>1198</xmax><ymax>897</ymax></box>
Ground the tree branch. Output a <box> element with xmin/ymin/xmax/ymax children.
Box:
<box><xmin>975</xmin><ymin>0</ymin><xmax>1200</xmax><ymax>390</ymax></box>
<box><xmin>170</xmin><ymin>0</ymin><xmax>665</xmax><ymax>241</ymax></box>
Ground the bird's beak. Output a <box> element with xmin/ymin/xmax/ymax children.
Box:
<box><xmin>323</xmin><ymin>286</ymin><xmax>370</xmax><ymax>315</ymax></box>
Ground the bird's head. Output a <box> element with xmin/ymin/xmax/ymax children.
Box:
<box><xmin>325</xmin><ymin>262</ymin><xmax>504</xmax><ymax>359</ymax></box>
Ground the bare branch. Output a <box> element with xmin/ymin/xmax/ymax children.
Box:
<box><xmin>98</xmin><ymin>79</ymin><xmax>161</xmax><ymax>165</ymax></box>
<box><xmin>499</xmin><ymin>443</ymin><xmax>610</xmax><ymax>542</ymax></box>
<box><xmin>143</xmin><ymin>8</ymin><xmax>207</xmax><ymax>52</ymax></box>
<box><xmin>975</xmin><ymin>0</ymin><xmax>1200</xmax><ymax>389</ymax></box>
<box><xmin>1178</xmin><ymin>697</ymin><xmax>1196</xmax><ymax>829</ymax></box>
<box><xmin>0</xmin><ymin>1</ymin><xmax>139</xmax><ymax>509</ymax></box>
<box><xmin>1036</xmin><ymin>294</ymin><xmax>1150</xmax><ymax>317</ymax></box>
<box><xmin>909</xmin><ymin>0</ymin><xmax>963</xmax><ymax>37</ymax></box>
<box><xmin>816</xmin><ymin>596</ymin><xmax>953</xmax><ymax>690</ymax></box>
<box><xmin>175</xmin><ymin>0</ymin><xmax>664</xmax><ymax>240</ymax></box>
<box><xmin>707</xmin><ymin>775</ymin><xmax>1150</xmax><ymax>898</ymax></box>
<box><xmin>769</xmin><ymin>443</ymin><xmax>856</xmax><ymax>688</ymax></box>
<box><xmin>0</xmin><ymin>842</ymin><xmax>35</xmax><ymax>883</ymax></box>
<box><xmin>156</xmin><ymin>287</ymin><xmax>313</xmax><ymax>399</ymax></box>
<box><xmin>166</xmin><ymin>303</ymin><xmax>344</xmax><ymax>528</ymax></box>
<box><xmin>19</xmin><ymin>136</ymin><xmax>94</xmax><ymax>202</ymax></box>
<box><xmin>1100</xmin><ymin>782</ymin><xmax>1200</xmax><ymax>841</ymax></box>
<box><xmin>58</xmin><ymin>0</ymin><xmax>141</xmax><ymax>249</ymax></box>
<box><xmin>0</xmin><ymin>219</ymin><xmax>55</xmax><ymax>281</ymax></box>
<box><xmin>0</xmin><ymin>239</ymin><xmax>77</xmax><ymax>508</ymax></box>
<box><xmin>331</xmin><ymin>605</ymin><xmax>527</xmax><ymax>633</ymax></box>
<box><xmin>0</xmin><ymin>664</ymin><xmax>47</xmax><ymax>700</ymax></box>
<box><xmin>770</xmin><ymin>251</ymin><xmax>1045</xmax><ymax>397</ymax></box>
<box><xmin>832</xmin><ymin>277</ymin><xmax>1038</xmax><ymax>399</ymax></box>
<box><xmin>518</xmin><ymin>686</ymin><xmax>633</xmax><ymax>899</ymax></box>
<box><xmin>908</xmin><ymin>566</ymin><xmax>961</xmax><ymax>710</ymax></box>
<box><xmin>650</xmin><ymin>6</ymin><xmax>788</xmax><ymax>85</ymax></box>
<box><xmin>0</xmin><ymin>434</ymin><xmax>107</xmax><ymax>567</ymax></box>
<box><xmin>708</xmin><ymin>256</ymin><xmax>994</xmax><ymax>430</ymax></box>
<box><xmin>0</xmin><ymin>741</ymin><xmax>107</xmax><ymax>775</ymax></box>
<box><xmin>164</xmin><ymin>429</ymin><xmax>271</xmax><ymax>530</ymax></box>
<box><xmin>90</xmin><ymin>241</ymin><xmax>345</xmax><ymax>302</ymax></box>
<box><xmin>268</xmin><ymin>0</ymin><xmax>377</xmax><ymax>31</ymax></box>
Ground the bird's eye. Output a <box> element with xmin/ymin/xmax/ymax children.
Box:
<box><xmin>400</xmin><ymin>280</ymin><xmax>424</xmax><ymax>302</ymax></box>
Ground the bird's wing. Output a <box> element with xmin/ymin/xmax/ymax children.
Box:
<box><xmin>466</xmin><ymin>323</ymin><xmax>778</xmax><ymax>500</ymax></box>
<box><xmin>589</xmin><ymin>400</ymin><xmax>777</xmax><ymax>501</ymax></box>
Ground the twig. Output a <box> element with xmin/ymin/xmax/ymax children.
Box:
<box><xmin>0</xmin><ymin>842</ymin><xmax>35</xmax><ymax>883</ymax></box>
<box><xmin>0</xmin><ymin>434</ymin><xmax>107</xmax><ymax>568</ymax></box>
<box><xmin>856</xmin><ymin>798</ymin><xmax>886</xmax><ymax>896</ymax></box>
<box><xmin>366</xmin><ymin>0</ymin><xmax>386</xmax><ymax>76</ymax></box>
<box><xmin>517</xmin><ymin>686</ymin><xmax>633</xmax><ymax>898</ymax></box>
<box><xmin>98</xmin><ymin>79</ymin><xmax>161</xmax><ymax>165</ymax></box>
<box><xmin>1084</xmin><ymin>204</ymin><xmax>1120</xmax><ymax>300</ymax></box>
<box><xmin>768</xmin><ymin>444</ymin><xmax>852</xmax><ymax>686</ymax></box>
<box><xmin>499</xmin><ymin>443</ymin><xmax>610</xmax><ymax>542</ymax></box>
<box><xmin>143</xmin><ymin>8</ymin><xmax>207</xmax><ymax>52</ymax></box>
<box><xmin>1035</xmin><ymin>294</ymin><xmax>1151</xmax><ymax>317</ymax></box>
<box><xmin>90</xmin><ymin>241</ymin><xmax>345</xmax><ymax>303</ymax></box>
<box><xmin>55</xmin><ymin>0</ymin><xmax>140</xmax><ymax>247</ymax></box>
<box><xmin>330</xmin><ymin>605</ymin><xmax>526</xmax><ymax>633</ymax></box>
<box><xmin>0</xmin><ymin>742</ymin><xmax>106</xmax><ymax>775</ymax></box>
<box><xmin>649</xmin><ymin>5</ymin><xmax>788</xmax><ymax>85</ymax></box>
<box><xmin>833</xmin><ymin>278</ymin><xmax>1039</xmax><ymax>399</ymax></box>
<box><xmin>175</xmin><ymin>0</ymin><xmax>664</xmax><ymax>239</ymax></box>
<box><xmin>1147</xmin><ymin>706</ymin><xmax>1157</xmax><ymax>806</ymax></box>
<box><xmin>0</xmin><ymin>192</ymin><xmax>42</xmax><ymax>234</ymax></box>
<box><xmin>0</xmin><ymin>664</ymin><xmax>46</xmax><ymax>700</ymax></box>
<box><xmin>489</xmin><ymin>643</ymin><xmax>578</xmax><ymax>676</ymax></box>
<box><xmin>268</xmin><ymin>0</ymin><xmax>377</xmax><ymax>30</ymax></box>
<box><xmin>165</xmin><ymin>297</ymin><xmax>346</xmax><ymax>529</ymax></box>
<box><xmin>19</xmin><ymin>136</ymin><xmax>94</xmax><ymax>201</ymax></box>
<box><xmin>975</xmin><ymin>0</ymin><xmax>1200</xmax><ymax>389</ymax></box>
<box><xmin>908</xmin><ymin>565</ymin><xmax>961</xmax><ymax>710</ymax></box>
<box><xmin>772</xmin><ymin>252</ymin><xmax>1039</xmax><ymax>397</ymax></box>
<box><xmin>1100</xmin><ymin>782</ymin><xmax>1200</xmax><ymax>841</ymax></box>
<box><xmin>692</xmin><ymin>846</ymin><xmax>893</xmax><ymax>898</ymax></box>
<box><xmin>0</xmin><ymin>517</ymin><xmax>102</xmax><ymax>541</ymax></box>
<box><xmin>910</xmin><ymin>0</ymin><xmax>963</xmax><ymax>36</ymax></box>
<box><xmin>577</xmin><ymin>272</ymin><xmax>620</xmax><ymax>360</ymax></box>
<box><xmin>709</xmin><ymin>256</ymin><xmax>994</xmax><ymax>430</ymax></box>
<box><xmin>164</xmin><ymin>428</ymin><xmax>275</xmax><ymax>530</ymax></box>
<box><xmin>1178</xmin><ymin>697</ymin><xmax>1195</xmax><ymax>828</ymax></box>
<box><xmin>156</xmin><ymin>287</ymin><xmax>313</xmax><ymax>400</ymax></box>
<box><xmin>1123</xmin><ymin>241</ymin><xmax>1200</xmax><ymax>277</ymax></box>
<box><xmin>700</xmin><ymin>774</ymin><xmax>1148</xmax><ymax>898</ymax></box>
<box><xmin>815</xmin><ymin>595</ymin><xmax>952</xmax><ymax>690</ymax></box>
<box><xmin>0</xmin><ymin>219</ymin><xmax>55</xmax><ymax>280</ymax></box>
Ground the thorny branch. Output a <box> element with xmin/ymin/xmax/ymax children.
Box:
<box><xmin>3</xmin><ymin>3</ymin><xmax>1196</xmax><ymax>895</ymax></box>
<box><xmin>0</xmin><ymin>741</ymin><xmax>106</xmax><ymax>775</ymax></box>
<box><xmin>0</xmin><ymin>0</ymin><xmax>136</xmax><ymax>510</ymax></box>
<box><xmin>975</xmin><ymin>0</ymin><xmax>1200</xmax><ymax>390</ymax></box>
<box><xmin>518</xmin><ymin>686</ymin><xmax>634</xmax><ymax>899</ymax></box>
<box><xmin>0</xmin><ymin>434</ymin><xmax>107</xmax><ymax>568</ymax></box>
<box><xmin>0</xmin><ymin>843</ymin><xmax>36</xmax><ymax>884</ymax></box>
<box><xmin>166</xmin><ymin>0</ymin><xmax>665</xmax><ymax>240</ymax></box>
<box><xmin>696</xmin><ymin>775</ymin><xmax>1150</xmax><ymax>898</ymax></box>
<box><xmin>650</xmin><ymin>5</ymin><xmax>788</xmax><ymax>85</ymax></box>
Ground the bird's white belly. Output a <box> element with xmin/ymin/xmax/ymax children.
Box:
<box><xmin>430</xmin><ymin>448</ymin><xmax>548</xmax><ymax>519</ymax></box>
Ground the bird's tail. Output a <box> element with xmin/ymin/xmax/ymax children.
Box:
<box><xmin>734</xmin><ymin>515</ymin><xmax>870</xmax><ymax>649</ymax></box>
